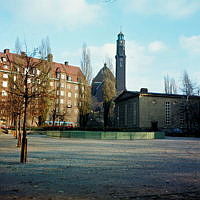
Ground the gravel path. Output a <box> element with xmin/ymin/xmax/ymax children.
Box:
<box><xmin>0</xmin><ymin>134</ymin><xmax>200</xmax><ymax>200</ymax></box>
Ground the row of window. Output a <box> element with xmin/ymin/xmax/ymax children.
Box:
<box><xmin>50</xmin><ymin>82</ymin><xmax>81</xmax><ymax>91</ymax></box>
<box><xmin>165</xmin><ymin>102</ymin><xmax>171</xmax><ymax>125</ymax></box>
<box><xmin>56</xmin><ymin>73</ymin><xmax>72</xmax><ymax>81</ymax></box>
<box><xmin>56</xmin><ymin>90</ymin><xmax>80</xmax><ymax>98</ymax></box>
<box><xmin>56</xmin><ymin>99</ymin><xmax>79</xmax><ymax>107</ymax></box>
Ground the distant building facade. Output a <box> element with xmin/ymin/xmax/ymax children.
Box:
<box><xmin>115</xmin><ymin>32</ymin><xmax>126</xmax><ymax>93</ymax></box>
<box><xmin>114</xmin><ymin>89</ymin><xmax>200</xmax><ymax>130</ymax></box>
<box><xmin>0</xmin><ymin>49</ymin><xmax>85</xmax><ymax>127</ymax></box>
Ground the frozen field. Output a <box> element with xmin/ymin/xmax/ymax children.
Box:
<box><xmin>0</xmin><ymin>134</ymin><xmax>200</xmax><ymax>200</ymax></box>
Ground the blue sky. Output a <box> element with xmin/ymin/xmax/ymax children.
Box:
<box><xmin>1</xmin><ymin>0</ymin><xmax>200</xmax><ymax>93</ymax></box>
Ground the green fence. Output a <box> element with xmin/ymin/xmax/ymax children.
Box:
<box><xmin>46</xmin><ymin>131</ymin><xmax>165</xmax><ymax>140</ymax></box>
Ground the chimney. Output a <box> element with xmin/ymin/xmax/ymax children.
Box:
<box><xmin>4</xmin><ymin>49</ymin><xmax>10</xmax><ymax>54</ymax></box>
<box><xmin>21</xmin><ymin>51</ymin><xmax>26</xmax><ymax>57</ymax></box>
<box><xmin>48</xmin><ymin>53</ymin><xmax>53</xmax><ymax>62</ymax></box>
<box><xmin>140</xmin><ymin>88</ymin><xmax>148</xmax><ymax>93</ymax></box>
<box><xmin>64</xmin><ymin>61</ymin><xmax>68</xmax><ymax>66</ymax></box>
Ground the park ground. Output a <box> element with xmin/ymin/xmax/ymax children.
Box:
<box><xmin>0</xmin><ymin>134</ymin><xmax>200</xmax><ymax>200</ymax></box>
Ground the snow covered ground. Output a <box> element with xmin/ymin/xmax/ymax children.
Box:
<box><xmin>0</xmin><ymin>134</ymin><xmax>200</xmax><ymax>200</ymax></box>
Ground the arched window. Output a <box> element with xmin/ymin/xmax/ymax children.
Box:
<box><xmin>56</xmin><ymin>68</ymin><xmax>61</xmax><ymax>79</ymax></box>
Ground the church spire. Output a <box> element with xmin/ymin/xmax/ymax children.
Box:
<box><xmin>115</xmin><ymin>32</ymin><xmax>126</xmax><ymax>93</ymax></box>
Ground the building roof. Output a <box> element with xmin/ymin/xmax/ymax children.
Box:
<box><xmin>0</xmin><ymin>49</ymin><xmax>83</xmax><ymax>80</ymax></box>
<box><xmin>115</xmin><ymin>89</ymin><xmax>200</xmax><ymax>102</ymax></box>
<box><xmin>91</xmin><ymin>63</ymin><xmax>115</xmax><ymax>102</ymax></box>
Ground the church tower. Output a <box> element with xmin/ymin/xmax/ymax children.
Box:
<box><xmin>115</xmin><ymin>32</ymin><xmax>126</xmax><ymax>93</ymax></box>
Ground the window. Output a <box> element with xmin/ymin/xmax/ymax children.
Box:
<box><xmin>2</xmin><ymin>90</ymin><xmax>7</xmax><ymax>96</ymax></box>
<box><xmin>56</xmin><ymin>72</ymin><xmax>60</xmax><ymax>79</ymax></box>
<box><xmin>60</xmin><ymin>91</ymin><xmax>64</xmax><ymax>96</ymax></box>
<box><xmin>120</xmin><ymin>58</ymin><xmax>123</xmax><ymax>67</ymax></box>
<box><xmin>67</xmin><ymin>84</ymin><xmax>71</xmax><ymax>89</ymax></box>
<box><xmin>3</xmin><ymin>74</ymin><xmax>8</xmax><ymax>78</ymax></box>
<box><xmin>57</xmin><ymin>90</ymin><xmax>59</xmax><ymax>95</ymax></box>
<box><xmin>60</xmin><ymin>99</ymin><xmax>64</xmax><ymax>104</ymax></box>
<box><xmin>2</xmin><ymin>57</ymin><xmax>7</xmax><ymax>62</ymax></box>
<box><xmin>28</xmin><ymin>78</ymin><xmax>31</xmax><ymax>84</ymax></box>
<box><xmin>56</xmin><ymin>99</ymin><xmax>59</xmax><ymax>104</ymax></box>
<box><xmin>67</xmin><ymin>76</ymin><xmax>72</xmax><ymax>81</ymax></box>
<box><xmin>14</xmin><ymin>76</ymin><xmax>16</xmax><ymax>81</ymax></box>
<box><xmin>68</xmin><ymin>92</ymin><xmax>72</xmax><ymax>97</ymax></box>
<box><xmin>56</xmin><ymin>82</ymin><xmax>60</xmax><ymax>87</ymax></box>
<box><xmin>179</xmin><ymin>103</ymin><xmax>185</xmax><ymax>127</ymax></box>
<box><xmin>75</xmin><ymin>85</ymin><xmax>78</xmax><ymax>90</ymax></box>
<box><xmin>50</xmin><ymin>82</ymin><xmax>54</xmax><ymax>87</ymax></box>
<box><xmin>165</xmin><ymin>102</ymin><xmax>171</xmax><ymax>125</ymax></box>
<box><xmin>24</xmin><ymin>68</ymin><xmax>28</xmax><ymax>74</ymax></box>
<box><xmin>3</xmin><ymin>65</ymin><xmax>8</xmax><ymax>69</ymax></box>
<box><xmin>2</xmin><ymin>81</ymin><xmax>8</xmax><ymax>87</ymax></box>
<box><xmin>61</xmin><ymin>83</ymin><xmax>65</xmax><ymax>88</ymax></box>
<box><xmin>61</xmin><ymin>74</ymin><xmax>65</xmax><ymax>79</ymax></box>
<box><xmin>133</xmin><ymin>102</ymin><xmax>137</xmax><ymax>126</ymax></box>
<box><xmin>37</xmin><ymin>70</ymin><xmax>40</xmax><ymax>75</ymax></box>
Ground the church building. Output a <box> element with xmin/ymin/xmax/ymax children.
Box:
<box><xmin>114</xmin><ymin>32</ymin><xmax>200</xmax><ymax>131</ymax></box>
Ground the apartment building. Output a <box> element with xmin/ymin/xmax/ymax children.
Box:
<box><xmin>0</xmin><ymin>49</ymin><xmax>85</xmax><ymax>127</ymax></box>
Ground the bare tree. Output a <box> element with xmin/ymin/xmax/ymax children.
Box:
<box><xmin>6</xmin><ymin>46</ymin><xmax>52</xmax><ymax>163</ymax></box>
<box><xmin>105</xmin><ymin>56</ymin><xmax>114</xmax><ymax>74</ymax></box>
<box><xmin>79</xmin><ymin>43</ymin><xmax>92</xmax><ymax>128</ymax></box>
<box><xmin>39</xmin><ymin>36</ymin><xmax>51</xmax><ymax>59</ymax></box>
<box><xmin>81</xmin><ymin>43</ymin><xmax>92</xmax><ymax>84</ymax></box>
<box><xmin>181</xmin><ymin>71</ymin><xmax>196</xmax><ymax>96</ymax></box>
<box><xmin>15</xmin><ymin>37</ymin><xmax>22</xmax><ymax>54</ymax></box>
<box><xmin>164</xmin><ymin>75</ymin><xmax>177</xmax><ymax>94</ymax></box>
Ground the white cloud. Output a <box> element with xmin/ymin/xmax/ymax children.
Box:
<box><xmin>180</xmin><ymin>35</ymin><xmax>200</xmax><ymax>53</ymax></box>
<box><xmin>148</xmin><ymin>41</ymin><xmax>167</xmax><ymax>53</ymax></box>
<box><xmin>89</xmin><ymin>43</ymin><xmax>116</xmax><ymax>75</ymax></box>
<box><xmin>60</xmin><ymin>40</ymin><xmax>170</xmax><ymax>92</ymax></box>
<box><xmin>88</xmin><ymin>41</ymin><xmax>158</xmax><ymax>91</ymax></box>
<box><xmin>124</xmin><ymin>0</ymin><xmax>200</xmax><ymax>18</ymax></box>
<box><xmin>9</xmin><ymin>0</ymin><xmax>102</xmax><ymax>29</ymax></box>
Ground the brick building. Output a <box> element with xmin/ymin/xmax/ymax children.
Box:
<box><xmin>0</xmin><ymin>49</ymin><xmax>85</xmax><ymax>127</ymax></box>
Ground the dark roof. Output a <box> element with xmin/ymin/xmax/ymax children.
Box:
<box><xmin>115</xmin><ymin>90</ymin><xmax>200</xmax><ymax>102</ymax></box>
<box><xmin>92</xmin><ymin>64</ymin><xmax>111</xmax><ymax>83</ymax></box>
<box><xmin>92</xmin><ymin>63</ymin><xmax>115</xmax><ymax>102</ymax></box>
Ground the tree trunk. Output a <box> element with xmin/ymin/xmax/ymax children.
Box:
<box><xmin>16</xmin><ymin>115</ymin><xmax>18</xmax><ymax>140</ymax></box>
<box><xmin>17</xmin><ymin>115</ymin><xmax>21</xmax><ymax>147</ymax></box>
<box><xmin>20</xmin><ymin>96</ymin><xmax>28</xmax><ymax>163</ymax></box>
